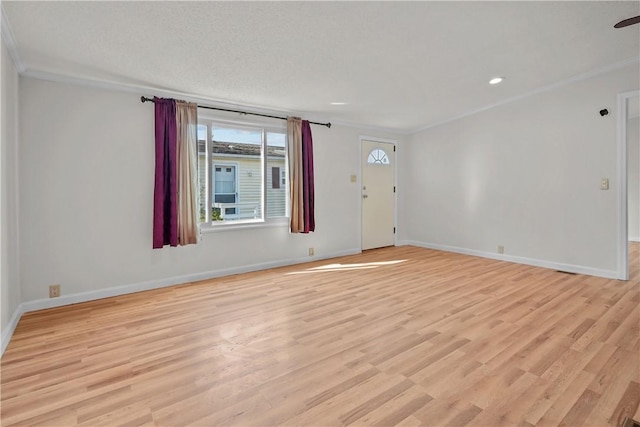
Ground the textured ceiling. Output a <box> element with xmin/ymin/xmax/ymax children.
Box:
<box><xmin>3</xmin><ymin>1</ymin><xmax>639</xmax><ymax>132</ymax></box>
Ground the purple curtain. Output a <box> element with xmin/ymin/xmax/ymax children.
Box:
<box><xmin>153</xmin><ymin>97</ymin><xmax>178</xmax><ymax>248</ymax></box>
<box><xmin>301</xmin><ymin>120</ymin><xmax>315</xmax><ymax>233</ymax></box>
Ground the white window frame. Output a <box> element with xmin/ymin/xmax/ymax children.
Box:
<box><xmin>198</xmin><ymin>116</ymin><xmax>289</xmax><ymax>231</ymax></box>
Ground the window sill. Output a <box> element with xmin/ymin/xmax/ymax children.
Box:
<box><xmin>200</xmin><ymin>217</ymin><xmax>289</xmax><ymax>233</ymax></box>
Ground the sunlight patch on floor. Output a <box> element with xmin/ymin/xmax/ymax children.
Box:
<box><xmin>286</xmin><ymin>259</ymin><xmax>408</xmax><ymax>275</ymax></box>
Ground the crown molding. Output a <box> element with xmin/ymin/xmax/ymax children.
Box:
<box><xmin>330</xmin><ymin>118</ymin><xmax>410</xmax><ymax>136</ymax></box>
<box><xmin>21</xmin><ymin>69</ymin><xmax>297</xmax><ymax>116</ymax></box>
<box><xmin>21</xmin><ymin>68</ymin><xmax>405</xmax><ymax>136</ymax></box>
<box><xmin>410</xmin><ymin>56</ymin><xmax>640</xmax><ymax>134</ymax></box>
<box><xmin>1</xmin><ymin>4</ymin><xmax>25</xmax><ymax>72</ymax></box>
<box><xmin>17</xmin><ymin>54</ymin><xmax>639</xmax><ymax>137</ymax></box>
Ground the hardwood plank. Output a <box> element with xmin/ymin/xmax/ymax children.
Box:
<box><xmin>514</xmin><ymin>340</ymin><xmax>604</xmax><ymax>425</ymax></box>
<box><xmin>338</xmin><ymin>378</ymin><xmax>414</xmax><ymax>425</ymax></box>
<box><xmin>608</xmin><ymin>381</ymin><xmax>640</xmax><ymax>427</ymax></box>
<box><xmin>413</xmin><ymin>398</ymin><xmax>478</xmax><ymax>426</ymax></box>
<box><xmin>370</xmin><ymin>391</ymin><xmax>434</xmax><ymax>427</ymax></box>
<box><xmin>536</xmin><ymin>370</ymin><xmax>595</xmax><ymax>427</ymax></box>
<box><xmin>464</xmin><ymin>371</ymin><xmax>538</xmax><ymax>426</ymax></box>
<box><xmin>557</xmin><ymin>388</ymin><xmax>600</xmax><ymax>426</ymax></box>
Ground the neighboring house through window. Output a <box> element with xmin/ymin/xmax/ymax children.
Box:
<box><xmin>197</xmin><ymin>119</ymin><xmax>287</xmax><ymax>224</ymax></box>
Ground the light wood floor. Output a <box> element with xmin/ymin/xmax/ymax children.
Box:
<box><xmin>1</xmin><ymin>244</ymin><xmax>639</xmax><ymax>427</ymax></box>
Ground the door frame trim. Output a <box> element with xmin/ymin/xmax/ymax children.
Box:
<box><xmin>359</xmin><ymin>135</ymin><xmax>398</xmax><ymax>251</ymax></box>
<box><xmin>616</xmin><ymin>90</ymin><xmax>638</xmax><ymax>280</ymax></box>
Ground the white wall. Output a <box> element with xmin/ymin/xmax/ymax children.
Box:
<box><xmin>1</xmin><ymin>40</ymin><xmax>21</xmax><ymax>336</ymax></box>
<box><xmin>18</xmin><ymin>76</ymin><xmax>405</xmax><ymax>302</ymax></box>
<box><xmin>399</xmin><ymin>64</ymin><xmax>639</xmax><ymax>276</ymax></box>
<box><xmin>629</xmin><ymin>116</ymin><xmax>639</xmax><ymax>242</ymax></box>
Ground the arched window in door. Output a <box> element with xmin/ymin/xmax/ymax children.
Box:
<box><xmin>367</xmin><ymin>148</ymin><xmax>390</xmax><ymax>165</ymax></box>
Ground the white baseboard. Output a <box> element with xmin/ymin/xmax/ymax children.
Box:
<box><xmin>629</xmin><ymin>236</ymin><xmax>640</xmax><ymax>243</ymax></box>
<box><xmin>397</xmin><ymin>240</ymin><xmax>618</xmax><ymax>279</ymax></box>
<box><xmin>1</xmin><ymin>304</ymin><xmax>25</xmax><ymax>356</ymax></box>
<box><xmin>1</xmin><ymin>248</ymin><xmax>360</xmax><ymax>357</ymax></box>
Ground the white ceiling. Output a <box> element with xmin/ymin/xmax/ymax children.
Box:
<box><xmin>3</xmin><ymin>1</ymin><xmax>639</xmax><ymax>132</ymax></box>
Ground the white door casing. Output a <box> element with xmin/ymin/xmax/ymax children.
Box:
<box><xmin>617</xmin><ymin>90</ymin><xmax>639</xmax><ymax>280</ymax></box>
<box><xmin>361</xmin><ymin>140</ymin><xmax>395</xmax><ymax>250</ymax></box>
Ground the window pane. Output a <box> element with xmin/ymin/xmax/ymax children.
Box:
<box><xmin>197</xmin><ymin>125</ymin><xmax>208</xmax><ymax>222</ymax></box>
<box><xmin>367</xmin><ymin>148</ymin><xmax>390</xmax><ymax>165</ymax></box>
<box><xmin>214</xmin><ymin>165</ymin><xmax>235</xmax><ymax>194</ymax></box>
<box><xmin>267</xmin><ymin>132</ymin><xmax>286</xmax><ymax>218</ymax></box>
<box><xmin>211</xmin><ymin>126</ymin><xmax>263</xmax><ymax>221</ymax></box>
<box><xmin>215</xmin><ymin>194</ymin><xmax>236</xmax><ymax>204</ymax></box>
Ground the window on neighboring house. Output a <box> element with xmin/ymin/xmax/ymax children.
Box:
<box><xmin>197</xmin><ymin>119</ymin><xmax>287</xmax><ymax>224</ymax></box>
<box><xmin>271</xmin><ymin>167</ymin><xmax>280</xmax><ymax>189</ymax></box>
<box><xmin>214</xmin><ymin>164</ymin><xmax>237</xmax><ymax>216</ymax></box>
<box><xmin>271</xmin><ymin>167</ymin><xmax>287</xmax><ymax>189</ymax></box>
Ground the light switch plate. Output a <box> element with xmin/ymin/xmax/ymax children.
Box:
<box><xmin>600</xmin><ymin>178</ymin><xmax>609</xmax><ymax>190</ymax></box>
<box><xmin>350</xmin><ymin>174</ymin><xmax>357</xmax><ymax>183</ymax></box>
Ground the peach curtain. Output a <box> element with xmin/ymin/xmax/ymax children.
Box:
<box><xmin>287</xmin><ymin>117</ymin><xmax>304</xmax><ymax>232</ymax></box>
<box><xmin>176</xmin><ymin>100</ymin><xmax>199</xmax><ymax>245</ymax></box>
<box><xmin>287</xmin><ymin>117</ymin><xmax>315</xmax><ymax>233</ymax></box>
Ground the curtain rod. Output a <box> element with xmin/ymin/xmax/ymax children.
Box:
<box><xmin>140</xmin><ymin>96</ymin><xmax>331</xmax><ymax>128</ymax></box>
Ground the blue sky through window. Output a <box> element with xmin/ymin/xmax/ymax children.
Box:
<box><xmin>198</xmin><ymin>126</ymin><xmax>285</xmax><ymax>147</ymax></box>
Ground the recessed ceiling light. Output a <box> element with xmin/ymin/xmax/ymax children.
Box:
<box><xmin>330</xmin><ymin>102</ymin><xmax>347</xmax><ymax>106</ymax></box>
<box><xmin>489</xmin><ymin>77</ymin><xmax>504</xmax><ymax>85</ymax></box>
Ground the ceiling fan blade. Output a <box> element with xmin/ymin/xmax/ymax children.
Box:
<box><xmin>614</xmin><ymin>16</ymin><xmax>640</xmax><ymax>28</ymax></box>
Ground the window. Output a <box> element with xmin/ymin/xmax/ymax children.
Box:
<box><xmin>212</xmin><ymin>164</ymin><xmax>237</xmax><ymax>218</ymax></box>
<box><xmin>271</xmin><ymin>167</ymin><xmax>280</xmax><ymax>189</ymax></box>
<box><xmin>214</xmin><ymin>165</ymin><xmax>236</xmax><ymax>203</ymax></box>
<box><xmin>367</xmin><ymin>148</ymin><xmax>390</xmax><ymax>165</ymax></box>
<box><xmin>197</xmin><ymin>119</ymin><xmax>287</xmax><ymax>224</ymax></box>
<box><xmin>266</xmin><ymin>131</ymin><xmax>287</xmax><ymax>218</ymax></box>
<box><xmin>269</xmin><ymin>167</ymin><xmax>286</xmax><ymax>189</ymax></box>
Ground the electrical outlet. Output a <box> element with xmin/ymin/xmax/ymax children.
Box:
<box><xmin>350</xmin><ymin>174</ymin><xmax>357</xmax><ymax>183</ymax></box>
<box><xmin>309</xmin><ymin>247</ymin><xmax>315</xmax><ymax>256</ymax></box>
<box><xmin>498</xmin><ymin>246</ymin><xmax>504</xmax><ymax>254</ymax></box>
<box><xmin>49</xmin><ymin>284</ymin><xmax>61</xmax><ymax>298</ymax></box>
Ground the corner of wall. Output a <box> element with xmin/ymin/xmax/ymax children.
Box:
<box><xmin>1</xmin><ymin>5</ymin><xmax>26</xmax><ymax>73</ymax></box>
<box><xmin>1</xmin><ymin>304</ymin><xmax>23</xmax><ymax>356</ymax></box>
<box><xmin>1</xmin><ymin>33</ymin><xmax>23</xmax><ymax>357</ymax></box>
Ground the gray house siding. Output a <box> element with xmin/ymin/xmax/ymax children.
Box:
<box><xmin>198</xmin><ymin>141</ymin><xmax>286</xmax><ymax>221</ymax></box>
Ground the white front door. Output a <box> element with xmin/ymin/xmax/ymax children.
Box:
<box><xmin>361</xmin><ymin>140</ymin><xmax>395</xmax><ymax>250</ymax></box>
